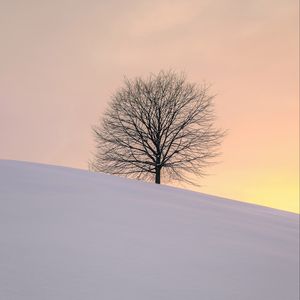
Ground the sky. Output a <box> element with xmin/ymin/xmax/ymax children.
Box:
<box><xmin>0</xmin><ymin>0</ymin><xmax>299</xmax><ymax>212</ymax></box>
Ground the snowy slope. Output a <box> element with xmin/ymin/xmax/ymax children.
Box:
<box><xmin>0</xmin><ymin>160</ymin><xmax>299</xmax><ymax>300</ymax></box>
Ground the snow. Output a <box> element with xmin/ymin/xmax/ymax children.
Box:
<box><xmin>0</xmin><ymin>159</ymin><xmax>299</xmax><ymax>300</ymax></box>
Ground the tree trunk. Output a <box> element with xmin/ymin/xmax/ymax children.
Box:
<box><xmin>155</xmin><ymin>167</ymin><xmax>161</xmax><ymax>184</ymax></box>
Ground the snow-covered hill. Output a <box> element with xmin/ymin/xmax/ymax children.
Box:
<box><xmin>0</xmin><ymin>160</ymin><xmax>299</xmax><ymax>300</ymax></box>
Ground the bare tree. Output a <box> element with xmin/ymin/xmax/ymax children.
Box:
<box><xmin>90</xmin><ymin>70</ymin><xmax>224</xmax><ymax>185</ymax></box>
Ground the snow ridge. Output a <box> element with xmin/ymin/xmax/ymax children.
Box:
<box><xmin>0</xmin><ymin>160</ymin><xmax>299</xmax><ymax>300</ymax></box>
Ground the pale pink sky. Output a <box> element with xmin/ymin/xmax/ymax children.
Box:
<box><xmin>0</xmin><ymin>0</ymin><xmax>299</xmax><ymax>212</ymax></box>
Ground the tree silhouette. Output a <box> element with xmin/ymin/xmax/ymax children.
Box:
<box><xmin>90</xmin><ymin>71</ymin><xmax>224</xmax><ymax>185</ymax></box>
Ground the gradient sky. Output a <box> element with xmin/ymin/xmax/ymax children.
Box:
<box><xmin>1</xmin><ymin>0</ymin><xmax>299</xmax><ymax>212</ymax></box>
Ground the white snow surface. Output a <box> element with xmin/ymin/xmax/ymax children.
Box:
<box><xmin>0</xmin><ymin>160</ymin><xmax>299</xmax><ymax>300</ymax></box>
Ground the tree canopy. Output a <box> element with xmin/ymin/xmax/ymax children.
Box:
<box><xmin>90</xmin><ymin>70</ymin><xmax>224</xmax><ymax>185</ymax></box>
